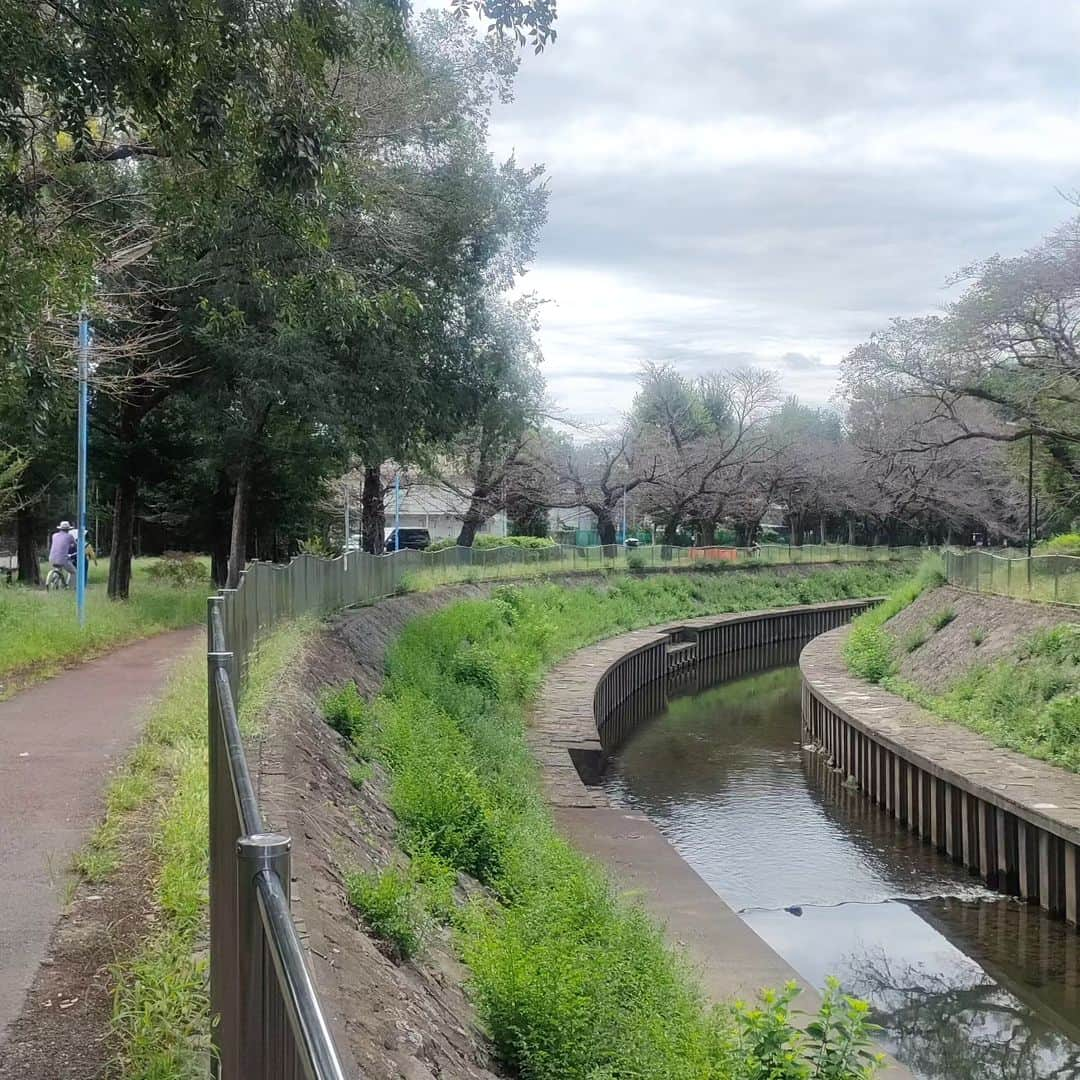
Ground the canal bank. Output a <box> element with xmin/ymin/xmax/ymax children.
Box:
<box><xmin>533</xmin><ymin>600</ymin><xmax>913</xmax><ymax>1079</ymax></box>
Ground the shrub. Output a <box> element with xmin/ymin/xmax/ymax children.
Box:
<box><xmin>627</xmin><ymin>553</ymin><xmax>647</xmax><ymax>573</ymax></box>
<box><xmin>145</xmin><ymin>551</ymin><xmax>207</xmax><ymax>587</ymax></box>
<box><xmin>929</xmin><ymin>607</ymin><xmax>956</xmax><ymax>631</ymax></box>
<box><xmin>322</xmin><ymin>682</ymin><xmax>370</xmax><ymax>745</ymax></box>
<box><xmin>346</xmin><ymin>867</ymin><xmax>430</xmax><ymax>961</ymax></box>
<box><xmin>298</xmin><ymin>535</ymin><xmax>340</xmax><ymax>558</ymax></box>
<box><xmin>475</xmin><ymin>534</ymin><xmax>556</xmax><ymax>550</ymax></box>
<box><xmin>1040</xmin><ymin>532</ymin><xmax>1080</xmax><ymax>555</ymax></box>
<box><xmin>844</xmin><ymin>622</ymin><xmax>895</xmax><ymax>682</ymax></box>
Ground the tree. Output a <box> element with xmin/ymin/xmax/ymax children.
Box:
<box><xmin>632</xmin><ymin>364</ymin><xmax>777</xmax><ymax>544</ymax></box>
<box><xmin>540</xmin><ymin>424</ymin><xmax>660</xmax><ymax>546</ymax></box>
<box><xmin>425</xmin><ymin>299</ymin><xmax>546</xmax><ymax>545</ymax></box>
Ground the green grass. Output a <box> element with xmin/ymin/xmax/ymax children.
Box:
<box><xmin>844</xmin><ymin>562</ymin><xmax>1080</xmax><ymax>773</ymax></box>
<box><xmin>92</xmin><ymin>619</ymin><xmax>313</xmax><ymax>1078</ymax></box>
<box><xmin>346</xmin><ymin>867</ymin><xmax>432</xmax><ymax>961</ymax></box>
<box><xmin>897</xmin><ymin>624</ymin><xmax>1080</xmax><ymax>772</ymax></box>
<box><xmin>0</xmin><ymin>557</ymin><xmax>210</xmax><ymax>696</ymax></box>
<box><xmin>398</xmin><ymin>544</ymin><xmax>919</xmax><ymax>592</ymax></box>
<box><xmin>336</xmin><ymin>568</ymin><xmax>899</xmax><ymax>1079</ymax></box>
<box><xmin>843</xmin><ymin>556</ymin><xmax>944</xmax><ymax>682</ymax></box>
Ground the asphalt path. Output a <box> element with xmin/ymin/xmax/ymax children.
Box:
<box><xmin>0</xmin><ymin>628</ymin><xmax>198</xmax><ymax>1040</ymax></box>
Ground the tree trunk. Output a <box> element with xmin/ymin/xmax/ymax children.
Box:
<box><xmin>107</xmin><ymin>474</ymin><xmax>137</xmax><ymax>599</ymax></box>
<box><xmin>819</xmin><ymin>516</ymin><xmax>826</xmax><ymax>544</ymax></box>
<box><xmin>596</xmin><ymin>508</ymin><xmax>617</xmax><ymax>546</ymax></box>
<box><xmin>662</xmin><ymin>518</ymin><xmax>680</xmax><ymax>545</ymax></box>
<box><xmin>699</xmin><ymin>520</ymin><xmax>716</xmax><ymax>546</ymax></box>
<box><xmin>456</xmin><ymin>494</ymin><xmax>487</xmax><ymax>547</ymax></box>
<box><xmin>16</xmin><ymin>506</ymin><xmax>41</xmax><ymax>585</ymax></box>
<box><xmin>361</xmin><ymin>465</ymin><xmax>384</xmax><ymax>555</ymax></box>
<box><xmin>847</xmin><ymin>517</ymin><xmax>856</xmax><ymax>545</ymax></box>
<box><xmin>790</xmin><ymin>512</ymin><xmax>804</xmax><ymax>546</ymax></box>
<box><xmin>226</xmin><ymin>463</ymin><xmax>251</xmax><ymax>589</ymax></box>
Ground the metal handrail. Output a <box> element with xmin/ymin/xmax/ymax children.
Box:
<box><xmin>257</xmin><ymin>870</ymin><xmax>346</xmax><ymax>1080</ymax></box>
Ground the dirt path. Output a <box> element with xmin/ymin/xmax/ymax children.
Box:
<box><xmin>0</xmin><ymin>627</ymin><xmax>198</xmax><ymax>1045</ymax></box>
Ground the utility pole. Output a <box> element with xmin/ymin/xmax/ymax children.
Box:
<box><xmin>76</xmin><ymin>314</ymin><xmax>89</xmax><ymax>628</ymax></box>
<box><xmin>1027</xmin><ymin>431</ymin><xmax>1034</xmax><ymax>557</ymax></box>
<box><xmin>343</xmin><ymin>485</ymin><xmax>350</xmax><ymax>570</ymax></box>
<box><xmin>394</xmin><ymin>472</ymin><xmax>401</xmax><ymax>552</ymax></box>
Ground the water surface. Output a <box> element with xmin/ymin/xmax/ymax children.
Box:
<box><xmin>603</xmin><ymin>644</ymin><xmax>1080</xmax><ymax>1079</ymax></box>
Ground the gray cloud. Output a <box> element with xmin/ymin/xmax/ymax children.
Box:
<box><xmin>480</xmin><ymin>0</ymin><xmax>1080</xmax><ymax>421</ymax></box>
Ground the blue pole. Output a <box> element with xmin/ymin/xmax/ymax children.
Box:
<box><xmin>394</xmin><ymin>473</ymin><xmax>401</xmax><ymax>552</ymax></box>
<box><xmin>76</xmin><ymin>314</ymin><xmax>89</xmax><ymax>627</ymax></box>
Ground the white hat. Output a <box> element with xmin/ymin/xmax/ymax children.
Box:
<box><xmin>58</xmin><ymin>520</ymin><xmax>72</xmax><ymax>530</ymax></box>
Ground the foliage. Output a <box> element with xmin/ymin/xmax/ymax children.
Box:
<box><xmin>322</xmin><ymin>681</ymin><xmax>370</xmax><ymax>745</ymax></box>
<box><xmin>348</xmin><ymin>570</ymin><xmax>898</xmax><ymax>1078</ymax></box>
<box><xmin>145</xmin><ymin>552</ymin><xmax>209</xmax><ymax>587</ymax></box>
<box><xmin>299</xmin><ymin>536</ymin><xmax>342</xmax><ymax>559</ymax></box>
<box><xmin>429</xmin><ymin>534</ymin><xmax>557</xmax><ymax>552</ymax></box>
<box><xmin>929</xmin><ymin>607</ymin><xmax>957</xmax><ymax>630</ymax></box>
<box><xmin>1040</xmin><ymin>533</ymin><xmax>1080</xmax><ymax>555</ymax></box>
<box><xmin>346</xmin><ymin>867</ymin><xmax>431</xmax><ymax>961</ymax></box>
<box><xmin>843</xmin><ymin>557</ymin><xmax>943</xmax><ymax>683</ymax></box>
<box><xmin>970</xmin><ymin>626</ymin><xmax>986</xmax><ymax>647</ymax></box>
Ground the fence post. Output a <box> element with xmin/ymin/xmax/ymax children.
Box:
<box><xmin>236</xmin><ymin>833</ymin><xmax>292</xmax><ymax>1076</ymax></box>
<box><xmin>207</xmin><ymin>600</ymin><xmax>238</xmax><ymax>1080</ymax></box>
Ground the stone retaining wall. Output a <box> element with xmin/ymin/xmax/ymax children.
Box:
<box><xmin>801</xmin><ymin>626</ymin><xmax>1080</xmax><ymax>927</ymax></box>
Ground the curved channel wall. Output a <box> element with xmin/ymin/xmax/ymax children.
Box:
<box><xmin>801</xmin><ymin>628</ymin><xmax>1080</xmax><ymax>928</ymax></box>
<box><xmin>591</xmin><ymin>599</ymin><xmax>876</xmax><ymax>746</ymax></box>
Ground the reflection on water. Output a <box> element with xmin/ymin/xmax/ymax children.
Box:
<box><xmin>602</xmin><ymin>644</ymin><xmax>1080</xmax><ymax>1080</ymax></box>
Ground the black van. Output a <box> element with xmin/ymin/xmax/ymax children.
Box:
<box><xmin>384</xmin><ymin>528</ymin><xmax>431</xmax><ymax>552</ymax></box>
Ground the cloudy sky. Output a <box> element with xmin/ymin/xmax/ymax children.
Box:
<box><xmin>475</xmin><ymin>0</ymin><xmax>1080</xmax><ymax>424</ymax></box>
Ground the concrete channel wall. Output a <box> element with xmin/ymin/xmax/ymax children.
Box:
<box><xmin>801</xmin><ymin>626</ymin><xmax>1080</xmax><ymax>928</ymax></box>
<box><xmin>536</xmin><ymin>597</ymin><xmax>910</xmax><ymax>1080</ymax></box>
<box><xmin>593</xmin><ymin>599</ymin><xmax>877</xmax><ymax>743</ymax></box>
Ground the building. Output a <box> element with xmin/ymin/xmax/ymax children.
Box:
<box><xmin>381</xmin><ymin>482</ymin><xmax>508</xmax><ymax>542</ymax></box>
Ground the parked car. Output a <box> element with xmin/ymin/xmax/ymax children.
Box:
<box><xmin>384</xmin><ymin>528</ymin><xmax>431</xmax><ymax>553</ymax></box>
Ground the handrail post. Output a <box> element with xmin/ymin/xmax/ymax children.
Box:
<box><xmin>207</xmin><ymin>599</ymin><xmax>237</xmax><ymax>1079</ymax></box>
<box><xmin>237</xmin><ymin>833</ymin><xmax>292</xmax><ymax>1078</ymax></box>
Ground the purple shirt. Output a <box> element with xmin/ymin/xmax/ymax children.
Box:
<box><xmin>49</xmin><ymin>531</ymin><xmax>74</xmax><ymax>564</ymax></box>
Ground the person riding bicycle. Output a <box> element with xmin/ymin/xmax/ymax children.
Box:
<box><xmin>49</xmin><ymin>520</ymin><xmax>77</xmax><ymax>587</ymax></box>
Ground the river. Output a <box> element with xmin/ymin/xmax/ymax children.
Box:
<box><xmin>602</xmin><ymin>640</ymin><xmax>1080</xmax><ymax>1080</ymax></box>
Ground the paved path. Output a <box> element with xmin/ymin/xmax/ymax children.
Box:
<box><xmin>0</xmin><ymin>629</ymin><xmax>198</xmax><ymax>1039</ymax></box>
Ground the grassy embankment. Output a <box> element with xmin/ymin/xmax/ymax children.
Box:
<box><xmin>844</xmin><ymin>556</ymin><xmax>1080</xmax><ymax>772</ymax></box>
<box><xmin>331</xmin><ymin>566</ymin><xmax>911</xmax><ymax>1080</ymax></box>
<box><xmin>399</xmin><ymin>543</ymin><xmax>918</xmax><ymax>592</ymax></box>
<box><xmin>0</xmin><ymin>557</ymin><xmax>209</xmax><ymax>696</ymax></box>
<box><xmin>72</xmin><ymin>619</ymin><xmax>313</xmax><ymax>1078</ymax></box>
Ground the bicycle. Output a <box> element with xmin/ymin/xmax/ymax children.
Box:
<box><xmin>45</xmin><ymin>564</ymin><xmax>72</xmax><ymax>591</ymax></box>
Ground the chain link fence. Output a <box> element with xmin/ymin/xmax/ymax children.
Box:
<box><xmin>945</xmin><ymin>549</ymin><xmax>1080</xmax><ymax>606</ymax></box>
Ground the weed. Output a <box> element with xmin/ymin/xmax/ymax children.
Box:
<box><xmin>349</xmin><ymin>761</ymin><xmax>373</xmax><ymax>788</ymax></box>
<box><xmin>929</xmin><ymin>607</ymin><xmax>957</xmax><ymax>631</ymax></box>
<box><xmin>904</xmin><ymin>628</ymin><xmax>929</xmax><ymax>653</ymax></box>
<box><xmin>323</xmin><ymin>681</ymin><xmax>369</xmax><ymax>744</ymax></box>
<box><xmin>346</xmin><ymin>867</ymin><xmax>430</xmax><ymax>961</ymax></box>
<box><xmin>970</xmin><ymin>626</ymin><xmax>986</xmax><ymax>647</ymax></box>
